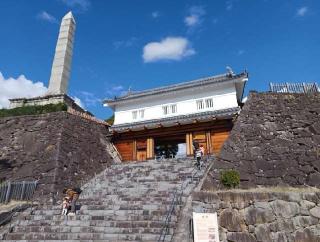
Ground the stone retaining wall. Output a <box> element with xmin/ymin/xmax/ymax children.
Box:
<box><xmin>192</xmin><ymin>191</ymin><xmax>320</xmax><ymax>242</ymax></box>
<box><xmin>203</xmin><ymin>92</ymin><xmax>320</xmax><ymax>189</ymax></box>
<box><xmin>0</xmin><ymin>112</ymin><xmax>113</xmax><ymax>200</ymax></box>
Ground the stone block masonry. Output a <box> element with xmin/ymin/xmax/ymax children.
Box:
<box><xmin>203</xmin><ymin>92</ymin><xmax>320</xmax><ymax>189</ymax></box>
<box><xmin>1</xmin><ymin>159</ymin><xmax>206</xmax><ymax>241</ymax></box>
<box><xmin>191</xmin><ymin>190</ymin><xmax>320</xmax><ymax>242</ymax></box>
<box><xmin>0</xmin><ymin>111</ymin><xmax>113</xmax><ymax>200</ymax></box>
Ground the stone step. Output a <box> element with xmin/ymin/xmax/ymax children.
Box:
<box><xmin>78</xmin><ymin>195</ymin><xmax>188</xmax><ymax>203</ymax></box>
<box><xmin>12</xmin><ymin>225</ymin><xmax>174</xmax><ymax>235</ymax></box>
<box><xmin>22</xmin><ymin>213</ymin><xmax>179</xmax><ymax>222</ymax></box>
<box><xmin>33</xmin><ymin>207</ymin><xmax>181</xmax><ymax>216</ymax></box>
<box><xmin>17</xmin><ymin>219</ymin><xmax>177</xmax><ymax>228</ymax></box>
<box><xmin>33</xmin><ymin>205</ymin><xmax>181</xmax><ymax>215</ymax></box>
<box><xmin>40</xmin><ymin>199</ymin><xmax>184</xmax><ymax>210</ymax></box>
<box><xmin>5</xmin><ymin>232</ymin><xmax>173</xmax><ymax>241</ymax></box>
<box><xmin>1</xmin><ymin>158</ymin><xmax>209</xmax><ymax>242</ymax></box>
<box><xmin>4</xmin><ymin>240</ymin><xmax>171</xmax><ymax>242</ymax></box>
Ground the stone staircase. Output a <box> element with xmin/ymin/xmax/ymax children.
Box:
<box><xmin>1</xmin><ymin>158</ymin><xmax>207</xmax><ymax>241</ymax></box>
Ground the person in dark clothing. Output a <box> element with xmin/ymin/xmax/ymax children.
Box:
<box><xmin>195</xmin><ymin>147</ymin><xmax>202</xmax><ymax>170</ymax></box>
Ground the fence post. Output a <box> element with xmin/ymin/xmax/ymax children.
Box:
<box><xmin>20</xmin><ymin>181</ymin><xmax>26</xmax><ymax>200</ymax></box>
<box><xmin>302</xmin><ymin>82</ymin><xmax>307</xmax><ymax>93</ymax></box>
<box><xmin>5</xmin><ymin>181</ymin><xmax>11</xmax><ymax>204</ymax></box>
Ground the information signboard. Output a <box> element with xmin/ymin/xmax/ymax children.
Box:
<box><xmin>193</xmin><ymin>212</ymin><xmax>219</xmax><ymax>242</ymax></box>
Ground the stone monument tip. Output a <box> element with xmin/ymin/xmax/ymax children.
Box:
<box><xmin>63</xmin><ymin>11</ymin><xmax>76</xmax><ymax>23</ymax></box>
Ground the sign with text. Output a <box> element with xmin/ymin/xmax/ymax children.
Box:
<box><xmin>193</xmin><ymin>212</ymin><xmax>219</xmax><ymax>242</ymax></box>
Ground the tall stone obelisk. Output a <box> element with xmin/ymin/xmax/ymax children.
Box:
<box><xmin>47</xmin><ymin>12</ymin><xmax>76</xmax><ymax>95</ymax></box>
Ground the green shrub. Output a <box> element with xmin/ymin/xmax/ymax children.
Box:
<box><xmin>0</xmin><ymin>103</ymin><xmax>68</xmax><ymax>118</ymax></box>
<box><xmin>220</xmin><ymin>169</ymin><xmax>240</xmax><ymax>188</ymax></box>
<box><xmin>105</xmin><ymin>114</ymin><xmax>114</xmax><ymax>125</ymax></box>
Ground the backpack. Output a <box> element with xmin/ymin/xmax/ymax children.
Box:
<box><xmin>73</xmin><ymin>187</ymin><xmax>82</xmax><ymax>194</ymax></box>
<box><xmin>196</xmin><ymin>150</ymin><xmax>202</xmax><ymax>158</ymax></box>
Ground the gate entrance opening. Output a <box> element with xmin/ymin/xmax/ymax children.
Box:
<box><xmin>155</xmin><ymin>135</ymin><xmax>186</xmax><ymax>159</ymax></box>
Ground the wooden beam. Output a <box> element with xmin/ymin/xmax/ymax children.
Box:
<box><xmin>132</xmin><ymin>140</ymin><xmax>137</xmax><ymax>161</ymax></box>
<box><xmin>146</xmin><ymin>137</ymin><xmax>154</xmax><ymax>159</ymax></box>
<box><xmin>206</xmin><ymin>131</ymin><xmax>212</xmax><ymax>155</ymax></box>
<box><xmin>186</xmin><ymin>132</ymin><xmax>194</xmax><ymax>156</ymax></box>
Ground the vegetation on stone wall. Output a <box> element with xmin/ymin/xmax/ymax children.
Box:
<box><xmin>0</xmin><ymin>103</ymin><xmax>68</xmax><ymax>118</ymax></box>
<box><xmin>105</xmin><ymin>114</ymin><xmax>114</xmax><ymax>125</ymax></box>
<box><xmin>220</xmin><ymin>169</ymin><xmax>240</xmax><ymax>188</ymax></box>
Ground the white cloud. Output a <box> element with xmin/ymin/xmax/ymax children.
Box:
<box><xmin>242</xmin><ymin>96</ymin><xmax>248</xmax><ymax>103</ymax></box>
<box><xmin>105</xmin><ymin>85</ymin><xmax>128</xmax><ymax>98</ymax></box>
<box><xmin>226</xmin><ymin>0</ymin><xmax>233</xmax><ymax>11</ymax></box>
<box><xmin>185</xmin><ymin>15</ymin><xmax>199</xmax><ymax>27</ymax></box>
<box><xmin>60</xmin><ymin>0</ymin><xmax>91</xmax><ymax>12</ymax></box>
<box><xmin>37</xmin><ymin>11</ymin><xmax>57</xmax><ymax>23</ymax></box>
<box><xmin>112</xmin><ymin>85</ymin><xmax>124</xmax><ymax>91</ymax></box>
<box><xmin>113</xmin><ymin>37</ymin><xmax>138</xmax><ymax>49</ymax></box>
<box><xmin>77</xmin><ymin>91</ymin><xmax>101</xmax><ymax>107</ymax></box>
<box><xmin>73</xmin><ymin>96</ymin><xmax>85</xmax><ymax>109</ymax></box>
<box><xmin>184</xmin><ymin>6</ymin><xmax>205</xmax><ymax>27</ymax></box>
<box><xmin>0</xmin><ymin>72</ymin><xmax>47</xmax><ymax>109</ymax></box>
<box><xmin>297</xmin><ymin>7</ymin><xmax>308</xmax><ymax>17</ymax></box>
<box><xmin>237</xmin><ymin>50</ymin><xmax>245</xmax><ymax>56</ymax></box>
<box><xmin>143</xmin><ymin>37</ymin><xmax>195</xmax><ymax>63</ymax></box>
<box><xmin>151</xmin><ymin>11</ymin><xmax>160</xmax><ymax>18</ymax></box>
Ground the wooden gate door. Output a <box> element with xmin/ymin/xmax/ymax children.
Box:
<box><xmin>136</xmin><ymin>139</ymin><xmax>147</xmax><ymax>162</ymax></box>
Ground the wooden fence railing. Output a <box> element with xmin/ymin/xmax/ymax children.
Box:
<box><xmin>0</xmin><ymin>181</ymin><xmax>38</xmax><ymax>204</ymax></box>
<box><xmin>270</xmin><ymin>82</ymin><xmax>319</xmax><ymax>93</ymax></box>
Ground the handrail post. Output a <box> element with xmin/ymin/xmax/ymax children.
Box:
<box><xmin>20</xmin><ymin>181</ymin><xmax>26</xmax><ymax>200</ymax></box>
<box><xmin>302</xmin><ymin>82</ymin><xmax>306</xmax><ymax>93</ymax></box>
<box><xmin>5</xmin><ymin>182</ymin><xmax>11</xmax><ymax>204</ymax></box>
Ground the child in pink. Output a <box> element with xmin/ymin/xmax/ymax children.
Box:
<box><xmin>61</xmin><ymin>197</ymin><xmax>70</xmax><ymax>215</ymax></box>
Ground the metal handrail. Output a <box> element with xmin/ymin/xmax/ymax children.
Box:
<box><xmin>269</xmin><ymin>82</ymin><xmax>319</xmax><ymax>93</ymax></box>
<box><xmin>2</xmin><ymin>188</ymin><xmax>39</xmax><ymax>240</ymax></box>
<box><xmin>157</xmin><ymin>159</ymin><xmax>207</xmax><ymax>242</ymax></box>
<box><xmin>0</xmin><ymin>181</ymin><xmax>38</xmax><ymax>204</ymax></box>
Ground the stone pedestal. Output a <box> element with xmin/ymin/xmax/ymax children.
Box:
<box><xmin>9</xmin><ymin>94</ymin><xmax>86</xmax><ymax>113</ymax></box>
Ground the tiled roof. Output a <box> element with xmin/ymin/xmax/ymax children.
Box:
<box><xmin>111</xmin><ymin>107</ymin><xmax>240</xmax><ymax>132</ymax></box>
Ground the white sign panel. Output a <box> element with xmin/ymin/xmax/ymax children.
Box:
<box><xmin>193</xmin><ymin>212</ymin><xmax>220</xmax><ymax>242</ymax></box>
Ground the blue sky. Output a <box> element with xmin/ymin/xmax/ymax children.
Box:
<box><xmin>0</xmin><ymin>0</ymin><xmax>319</xmax><ymax>119</ymax></box>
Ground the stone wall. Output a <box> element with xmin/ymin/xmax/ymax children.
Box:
<box><xmin>203</xmin><ymin>92</ymin><xmax>320</xmax><ymax>188</ymax></box>
<box><xmin>0</xmin><ymin>112</ymin><xmax>113</xmax><ymax>200</ymax></box>
<box><xmin>192</xmin><ymin>190</ymin><xmax>320</xmax><ymax>242</ymax></box>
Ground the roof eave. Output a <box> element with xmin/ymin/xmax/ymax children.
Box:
<box><xmin>103</xmin><ymin>72</ymin><xmax>248</xmax><ymax>106</ymax></box>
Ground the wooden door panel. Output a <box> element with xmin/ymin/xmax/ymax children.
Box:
<box><xmin>211</xmin><ymin>130</ymin><xmax>230</xmax><ymax>155</ymax></box>
<box><xmin>115</xmin><ymin>141</ymin><xmax>133</xmax><ymax>161</ymax></box>
<box><xmin>137</xmin><ymin>151</ymin><xmax>147</xmax><ymax>161</ymax></box>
